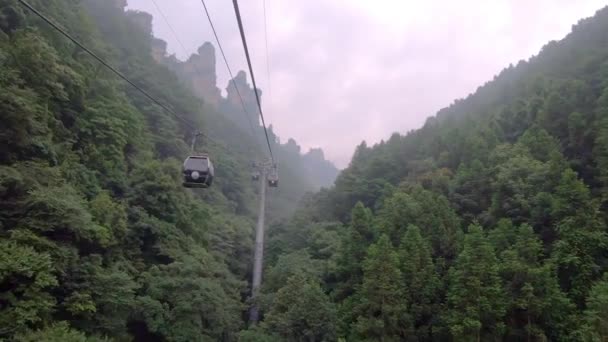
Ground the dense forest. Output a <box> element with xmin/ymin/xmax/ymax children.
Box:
<box><xmin>3</xmin><ymin>0</ymin><xmax>608</xmax><ymax>341</ymax></box>
<box><xmin>0</xmin><ymin>0</ymin><xmax>336</xmax><ymax>340</ymax></box>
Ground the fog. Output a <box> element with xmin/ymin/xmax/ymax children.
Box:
<box><xmin>127</xmin><ymin>0</ymin><xmax>605</xmax><ymax>168</ymax></box>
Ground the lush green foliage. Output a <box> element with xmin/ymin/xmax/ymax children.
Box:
<box><xmin>4</xmin><ymin>0</ymin><xmax>608</xmax><ymax>340</ymax></box>
<box><xmin>264</xmin><ymin>273</ymin><xmax>336</xmax><ymax>341</ymax></box>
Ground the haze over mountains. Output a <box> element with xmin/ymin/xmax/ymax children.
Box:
<box><xmin>128</xmin><ymin>0</ymin><xmax>606</xmax><ymax>168</ymax></box>
<box><xmin>151</xmin><ymin>27</ymin><xmax>339</xmax><ymax>189</ymax></box>
<box><xmin>125</xmin><ymin>6</ymin><xmax>340</xmax><ymax>190</ymax></box>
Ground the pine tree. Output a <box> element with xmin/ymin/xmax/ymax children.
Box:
<box><xmin>489</xmin><ymin>143</ymin><xmax>551</xmax><ymax>226</ymax></box>
<box><xmin>496</xmin><ymin>223</ymin><xmax>573</xmax><ymax>340</ymax></box>
<box><xmin>399</xmin><ymin>225</ymin><xmax>441</xmax><ymax>340</ymax></box>
<box><xmin>552</xmin><ymin>169</ymin><xmax>608</xmax><ymax>305</ymax></box>
<box><xmin>516</xmin><ymin>126</ymin><xmax>562</xmax><ymax>163</ymax></box>
<box><xmin>351</xmin><ymin>235</ymin><xmax>410</xmax><ymax>341</ymax></box>
<box><xmin>264</xmin><ymin>273</ymin><xmax>337</xmax><ymax>342</ymax></box>
<box><xmin>451</xmin><ymin>159</ymin><xmax>493</xmax><ymax>225</ymax></box>
<box><xmin>595</xmin><ymin>121</ymin><xmax>608</xmax><ymax>182</ymax></box>
<box><xmin>592</xmin><ymin>89</ymin><xmax>608</xmax><ymax>189</ymax></box>
<box><xmin>335</xmin><ymin>202</ymin><xmax>375</xmax><ymax>299</ymax></box>
<box><xmin>582</xmin><ymin>274</ymin><xmax>608</xmax><ymax>341</ymax></box>
<box><xmin>379</xmin><ymin>187</ymin><xmax>460</xmax><ymax>261</ymax></box>
<box><xmin>447</xmin><ymin>225</ymin><xmax>506</xmax><ymax>341</ymax></box>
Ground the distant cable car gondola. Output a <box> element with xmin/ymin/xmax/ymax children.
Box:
<box><xmin>252</xmin><ymin>170</ymin><xmax>260</xmax><ymax>181</ymax></box>
<box><xmin>267</xmin><ymin>163</ymin><xmax>278</xmax><ymax>187</ymax></box>
<box><xmin>183</xmin><ymin>132</ymin><xmax>214</xmax><ymax>188</ymax></box>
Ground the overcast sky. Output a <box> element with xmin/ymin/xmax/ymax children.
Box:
<box><xmin>127</xmin><ymin>0</ymin><xmax>605</xmax><ymax>168</ymax></box>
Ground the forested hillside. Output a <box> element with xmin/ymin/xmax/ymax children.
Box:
<box><xmin>0</xmin><ymin>0</ymin><xmax>334</xmax><ymax>340</ymax></box>
<box><xmin>253</xmin><ymin>6</ymin><xmax>608</xmax><ymax>341</ymax></box>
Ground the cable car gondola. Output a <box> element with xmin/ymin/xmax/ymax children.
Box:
<box><xmin>252</xmin><ymin>170</ymin><xmax>260</xmax><ymax>181</ymax></box>
<box><xmin>183</xmin><ymin>154</ymin><xmax>214</xmax><ymax>188</ymax></box>
<box><xmin>183</xmin><ymin>132</ymin><xmax>214</xmax><ymax>188</ymax></box>
<box><xmin>267</xmin><ymin>163</ymin><xmax>278</xmax><ymax>188</ymax></box>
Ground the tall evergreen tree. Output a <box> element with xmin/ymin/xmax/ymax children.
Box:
<box><xmin>351</xmin><ymin>235</ymin><xmax>410</xmax><ymax>341</ymax></box>
<box><xmin>447</xmin><ymin>225</ymin><xmax>506</xmax><ymax>341</ymax></box>
<box><xmin>552</xmin><ymin>169</ymin><xmax>608</xmax><ymax>305</ymax></box>
<box><xmin>379</xmin><ymin>187</ymin><xmax>460</xmax><ymax>262</ymax></box>
<box><xmin>335</xmin><ymin>202</ymin><xmax>375</xmax><ymax>299</ymax></box>
<box><xmin>264</xmin><ymin>273</ymin><xmax>337</xmax><ymax>342</ymax></box>
<box><xmin>399</xmin><ymin>225</ymin><xmax>441</xmax><ymax>340</ymax></box>
<box><xmin>494</xmin><ymin>223</ymin><xmax>574</xmax><ymax>340</ymax></box>
<box><xmin>582</xmin><ymin>274</ymin><xmax>608</xmax><ymax>341</ymax></box>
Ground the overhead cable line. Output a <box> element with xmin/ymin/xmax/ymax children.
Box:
<box><xmin>231</xmin><ymin>0</ymin><xmax>275</xmax><ymax>163</ymax></box>
<box><xmin>262</xmin><ymin>0</ymin><xmax>272</xmax><ymax>120</ymax></box>
<box><xmin>16</xmin><ymin>0</ymin><xmax>231</xmax><ymax>154</ymax></box>
<box><xmin>196</xmin><ymin>0</ymin><xmax>260</xmax><ymax>141</ymax></box>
